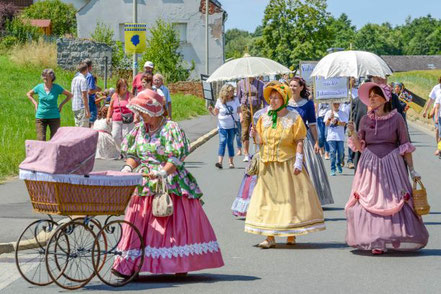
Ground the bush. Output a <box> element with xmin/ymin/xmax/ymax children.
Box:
<box><xmin>10</xmin><ymin>38</ymin><xmax>57</xmax><ymax>68</ymax></box>
<box><xmin>0</xmin><ymin>35</ymin><xmax>18</xmax><ymax>49</ymax></box>
<box><xmin>0</xmin><ymin>2</ymin><xmax>18</xmax><ymax>32</ymax></box>
<box><xmin>21</xmin><ymin>0</ymin><xmax>76</xmax><ymax>36</ymax></box>
<box><xmin>90</xmin><ymin>22</ymin><xmax>132</xmax><ymax>71</ymax></box>
<box><xmin>141</xmin><ymin>19</ymin><xmax>194</xmax><ymax>83</ymax></box>
<box><xmin>4</xmin><ymin>17</ymin><xmax>42</xmax><ymax>43</ymax></box>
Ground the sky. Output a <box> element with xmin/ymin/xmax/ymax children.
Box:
<box><xmin>221</xmin><ymin>0</ymin><xmax>441</xmax><ymax>32</ymax></box>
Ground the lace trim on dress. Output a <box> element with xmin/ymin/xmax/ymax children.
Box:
<box><xmin>262</xmin><ymin>109</ymin><xmax>300</xmax><ymax>129</ymax></box>
<box><xmin>399</xmin><ymin>142</ymin><xmax>416</xmax><ymax>155</ymax></box>
<box><xmin>116</xmin><ymin>241</ymin><xmax>220</xmax><ymax>260</ymax></box>
<box><xmin>367</xmin><ymin>108</ymin><xmax>397</xmax><ymax>120</ymax></box>
<box><xmin>288</xmin><ymin>98</ymin><xmax>308</xmax><ymax>107</ymax></box>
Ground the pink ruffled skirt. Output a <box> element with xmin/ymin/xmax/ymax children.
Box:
<box><xmin>113</xmin><ymin>194</ymin><xmax>224</xmax><ymax>274</ymax></box>
<box><xmin>345</xmin><ymin>148</ymin><xmax>429</xmax><ymax>251</ymax></box>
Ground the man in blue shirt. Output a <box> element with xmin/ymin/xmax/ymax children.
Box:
<box><xmin>153</xmin><ymin>74</ymin><xmax>172</xmax><ymax>119</ymax></box>
<box><xmin>84</xmin><ymin>58</ymin><xmax>101</xmax><ymax>126</ymax></box>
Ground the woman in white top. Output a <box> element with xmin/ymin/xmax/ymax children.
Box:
<box><xmin>209</xmin><ymin>84</ymin><xmax>242</xmax><ymax>169</ymax></box>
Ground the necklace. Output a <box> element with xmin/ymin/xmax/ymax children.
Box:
<box><xmin>147</xmin><ymin>117</ymin><xmax>165</xmax><ymax>135</ymax></box>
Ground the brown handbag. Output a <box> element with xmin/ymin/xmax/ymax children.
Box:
<box><xmin>412</xmin><ymin>179</ymin><xmax>430</xmax><ymax>216</ymax></box>
<box><xmin>152</xmin><ymin>178</ymin><xmax>173</xmax><ymax>217</ymax></box>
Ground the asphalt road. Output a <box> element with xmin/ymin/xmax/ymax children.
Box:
<box><xmin>1</xmin><ymin>123</ymin><xmax>440</xmax><ymax>293</ymax></box>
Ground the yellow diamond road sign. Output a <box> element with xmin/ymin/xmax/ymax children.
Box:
<box><xmin>124</xmin><ymin>23</ymin><xmax>147</xmax><ymax>54</ymax></box>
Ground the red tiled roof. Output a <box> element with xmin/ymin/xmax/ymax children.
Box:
<box><xmin>29</xmin><ymin>19</ymin><xmax>51</xmax><ymax>28</ymax></box>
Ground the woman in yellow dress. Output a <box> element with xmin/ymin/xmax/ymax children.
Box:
<box><xmin>245</xmin><ymin>81</ymin><xmax>326</xmax><ymax>248</ymax></box>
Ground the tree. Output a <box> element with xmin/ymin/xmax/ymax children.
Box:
<box><xmin>354</xmin><ymin>23</ymin><xmax>402</xmax><ymax>55</ymax></box>
<box><xmin>328</xmin><ymin>13</ymin><xmax>356</xmax><ymax>50</ymax></box>
<box><xmin>21</xmin><ymin>0</ymin><xmax>76</xmax><ymax>36</ymax></box>
<box><xmin>225</xmin><ymin>29</ymin><xmax>252</xmax><ymax>59</ymax></box>
<box><xmin>399</xmin><ymin>15</ymin><xmax>441</xmax><ymax>55</ymax></box>
<box><xmin>140</xmin><ymin>19</ymin><xmax>193</xmax><ymax>82</ymax></box>
<box><xmin>0</xmin><ymin>2</ymin><xmax>18</xmax><ymax>32</ymax></box>
<box><xmin>258</xmin><ymin>0</ymin><xmax>334</xmax><ymax>68</ymax></box>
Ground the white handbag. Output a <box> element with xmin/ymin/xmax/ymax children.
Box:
<box><xmin>152</xmin><ymin>177</ymin><xmax>174</xmax><ymax>217</ymax></box>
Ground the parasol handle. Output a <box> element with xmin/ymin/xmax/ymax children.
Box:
<box><xmin>348</xmin><ymin>84</ymin><xmax>354</xmax><ymax>136</ymax></box>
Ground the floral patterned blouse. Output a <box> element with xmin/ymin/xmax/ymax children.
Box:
<box><xmin>121</xmin><ymin>120</ymin><xmax>203</xmax><ymax>199</ymax></box>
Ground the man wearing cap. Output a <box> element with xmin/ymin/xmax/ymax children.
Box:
<box><xmin>132</xmin><ymin>61</ymin><xmax>154</xmax><ymax>96</ymax></box>
<box><xmin>236</xmin><ymin>77</ymin><xmax>265</xmax><ymax>162</ymax></box>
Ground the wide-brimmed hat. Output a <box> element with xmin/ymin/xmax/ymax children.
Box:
<box><xmin>358</xmin><ymin>82</ymin><xmax>392</xmax><ymax>106</ymax></box>
<box><xmin>263</xmin><ymin>81</ymin><xmax>292</xmax><ymax>105</ymax></box>
<box><xmin>128</xmin><ymin>89</ymin><xmax>165</xmax><ymax>117</ymax></box>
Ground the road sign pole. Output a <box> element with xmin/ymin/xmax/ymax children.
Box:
<box><xmin>133</xmin><ymin>0</ymin><xmax>138</xmax><ymax>81</ymax></box>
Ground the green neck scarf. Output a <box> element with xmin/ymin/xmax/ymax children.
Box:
<box><xmin>267</xmin><ymin>98</ymin><xmax>288</xmax><ymax>129</ymax></box>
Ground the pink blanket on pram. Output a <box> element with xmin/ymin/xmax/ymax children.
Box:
<box><xmin>19</xmin><ymin>127</ymin><xmax>98</xmax><ymax>175</ymax></box>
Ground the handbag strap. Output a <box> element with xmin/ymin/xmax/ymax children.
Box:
<box><xmin>412</xmin><ymin>179</ymin><xmax>425</xmax><ymax>190</ymax></box>
<box><xmin>155</xmin><ymin>177</ymin><xmax>168</xmax><ymax>194</ymax></box>
<box><xmin>224</xmin><ymin>102</ymin><xmax>238</xmax><ymax>124</ymax></box>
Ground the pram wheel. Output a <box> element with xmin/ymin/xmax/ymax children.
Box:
<box><xmin>92</xmin><ymin>220</ymin><xmax>144</xmax><ymax>287</ymax></box>
<box><xmin>15</xmin><ymin>219</ymin><xmax>58</xmax><ymax>286</ymax></box>
<box><xmin>45</xmin><ymin>219</ymin><xmax>97</xmax><ymax>290</ymax></box>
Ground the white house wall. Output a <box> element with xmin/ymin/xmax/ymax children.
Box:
<box><xmin>76</xmin><ymin>0</ymin><xmax>225</xmax><ymax>79</ymax></box>
<box><xmin>33</xmin><ymin>0</ymin><xmax>88</xmax><ymax>10</ymax></box>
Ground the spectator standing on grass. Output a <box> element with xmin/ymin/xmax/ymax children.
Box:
<box><xmin>26</xmin><ymin>69</ymin><xmax>73</xmax><ymax>141</ymax></box>
<box><xmin>324</xmin><ymin>102</ymin><xmax>348</xmax><ymax>176</ymax></box>
<box><xmin>423</xmin><ymin>77</ymin><xmax>441</xmax><ymax>155</ymax></box>
<box><xmin>236</xmin><ymin>77</ymin><xmax>265</xmax><ymax>162</ymax></box>
<box><xmin>107</xmin><ymin>79</ymin><xmax>134</xmax><ymax>150</ymax></box>
<box><xmin>84</xmin><ymin>58</ymin><xmax>102</xmax><ymax>127</ymax></box>
<box><xmin>71</xmin><ymin>62</ymin><xmax>90</xmax><ymax>127</ymax></box>
<box><xmin>132</xmin><ymin>61</ymin><xmax>154</xmax><ymax>96</ymax></box>
<box><xmin>208</xmin><ymin>84</ymin><xmax>241</xmax><ymax>169</ymax></box>
<box><xmin>153</xmin><ymin>73</ymin><xmax>172</xmax><ymax>120</ymax></box>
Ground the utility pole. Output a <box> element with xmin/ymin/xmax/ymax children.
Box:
<box><xmin>133</xmin><ymin>0</ymin><xmax>138</xmax><ymax>80</ymax></box>
<box><xmin>205</xmin><ymin>0</ymin><xmax>209</xmax><ymax>75</ymax></box>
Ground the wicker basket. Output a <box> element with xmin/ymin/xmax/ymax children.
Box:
<box><xmin>412</xmin><ymin>179</ymin><xmax>430</xmax><ymax>216</ymax></box>
<box><xmin>24</xmin><ymin>180</ymin><xmax>137</xmax><ymax>216</ymax></box>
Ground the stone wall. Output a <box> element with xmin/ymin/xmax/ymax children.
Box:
<box><xmin>57</xmin><ymin>38</ymin><xmax>112</xmax><ymax>76</ymax></box>
<box><xmin>168</xmin><ymin>81</ymin><xmax>204</xmax><ymax>98</ymax></box>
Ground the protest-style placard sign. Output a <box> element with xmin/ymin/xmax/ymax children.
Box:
<box><xmin>299</xmin><ymin>61</ymin><xmax>318</xmax><ymax>86</ymax></box>
<box><xmin>313</xmin><ymin>76</ymin><xmax>350</xmax><ymax>102</ymax></box>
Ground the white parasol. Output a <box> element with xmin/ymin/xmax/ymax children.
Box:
<box><xmin>206</xmin><ymin>54</ymin><xmax>291</xmax><ymax>82</ymax></box>
<box><xmin>310</xmin><ymin>50</ymin><xmax>392</xmax><ymax>79</ymax></box>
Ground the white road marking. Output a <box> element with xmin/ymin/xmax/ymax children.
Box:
<box><xmin>0</xmin><ymin>253</ymin><xmax>38</xmax><ymax>291</ymax></box>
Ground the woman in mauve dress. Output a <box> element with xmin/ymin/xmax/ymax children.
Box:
<box><xmin>346</xmin><ymin>82</ymin><xmax>428</xmax><ymax>255</ymax></box>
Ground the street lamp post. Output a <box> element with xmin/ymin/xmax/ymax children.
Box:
<box><xmin>133</xmin><ymin>0</ymin><xmax>138</xmax><ymax>80</ymax></box>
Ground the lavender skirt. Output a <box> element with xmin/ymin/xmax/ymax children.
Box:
<box><xmin>345</xmin><ymin>148</ymin><xmax>429</xmax><ymax>251</ymax></box>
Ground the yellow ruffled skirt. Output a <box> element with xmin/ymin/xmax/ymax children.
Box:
<box><xmin>244</xmin><ymin>158</ymin><xmax>325</xmax><ymax>236</ymax></box>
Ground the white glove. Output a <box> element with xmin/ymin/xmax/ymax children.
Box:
<box><xmin>293</xmin><ymin>153</ymin><xmax>303</xmax><ymax>172</ymax></box>
<box><xmin>121</xmin><ymin>165</ymin><xmax>133</xmax><ymax>173</ymax></box>
<box><xmin>152</xmin><ymin>169</ymin><xmax>168</xmax><ymax>178</ymax></box>
<box><xmin>410</xmin><ymin>169</ymin><xmax>421</xmax><ymax>180</ymax></box>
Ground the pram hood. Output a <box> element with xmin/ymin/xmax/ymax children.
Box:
<box><xmin>19</xmin><ymin>127</ymin><xmax>99</xmax><ymax>175</ymax></box>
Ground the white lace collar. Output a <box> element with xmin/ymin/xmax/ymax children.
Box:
<box><xmin>288</xmin><ymin>98</ymin><xmax>308</xmax><ymax>107</ymax></box>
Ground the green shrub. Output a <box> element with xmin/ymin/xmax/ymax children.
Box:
<box><xmin>4</xmin><ymin>17</ymin><xmax>41</xmax><ymax>43</ymax></box>
<box><xmin>21</xmin><ymin>0</ymin><xmax>76</xmax><ymax>36</ymax></box>
<box><xmin>91</xmin><ymin>22</ymin><xmax>132</xmax><ymax>71</ymax></box>
<box><xmin>141</xmin><ymin>19</ymin><xmax>194</xmax><ymax>83</ymax></box>
<box><xmin>0</xmin><ymin>35</ymin><xmax>18</xmax><ymax>49</ymax></box>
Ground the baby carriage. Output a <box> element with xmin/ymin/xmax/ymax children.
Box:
<box><xmin>16</xmin><ymin>127</ymin><xmax>143</xmax><ymax>290</ymax></box>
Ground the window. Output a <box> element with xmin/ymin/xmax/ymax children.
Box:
<box><xmin>172</xmin><ymin>23</ymin><xmax>187</xmax><ymax>43</ymax></box>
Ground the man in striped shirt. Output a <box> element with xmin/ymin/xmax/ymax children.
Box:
<box><xmin>71</xmin><ymin>62</ymin><xmax>90</xmax><ymax>127</ymax></box>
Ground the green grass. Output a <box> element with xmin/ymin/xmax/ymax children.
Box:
<box><xmin>389</xmin><ymin>70</ymin><xmax>441</xmax><ymax>101</ymax></box>
<box><xmin>0</xmin><ymin>54</ymin><xmax>206</xmax><ymax>181</ymax></box>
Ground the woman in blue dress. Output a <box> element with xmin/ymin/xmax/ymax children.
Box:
<box><xmin>287</xmin><ymin>77</ymin><xmax>334</xmax><ymax>205</ymax></box>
